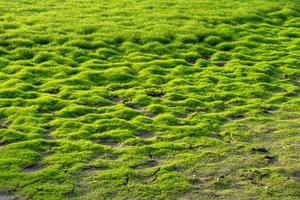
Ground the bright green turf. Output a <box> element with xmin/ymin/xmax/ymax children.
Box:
<box><xmin>0</xmin><ymin>0</ymin><xmax>300</xmax><ymax>199</ymax></box>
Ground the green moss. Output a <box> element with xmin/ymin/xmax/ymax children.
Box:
<box><xmin>0</xmin><ymin>58</ymin><xmax>9</xmax><ymax>68</ymax></box>
<box><xmin>32</xmin><ymin>35</ymin><xmax>52</xmax><ymax>45</ymax></box>
<box><xmin>234</xmin><ymin>13</ymin><xmax>264</xmax><ymax>23</ymax></box>
<box><xmin>132</xmin><ymin>94</ymin><xmax>153</xmax><ymax>107</ymax></box>
<box><xmin>216</xmin><ymin>42</ymin><xmax>236</xmax><ymax>51</ymax></box>
<box><xmin>194</xmin><ymin>45</ymin><xmax>216</xmax><ymax>58</ymax></box>
<box><xmin>67</xmin><ymin>40</ymin><xmax>94</xmax><ymax>50</ymax></box>
<box><xmin>0</xmin><ymin>88</ymin><xmax>24</xmax><ymax>98</ymax></box>
<box><xmin>178</xmin><ymin>34</ymin><xmax>198</xmax><ymax>43</ymax></box>
<box><xmin>204</xmin><ymin>35</ymin><xmax>223</xmax><ymax>46</ymax></box>
<box><xmin>0</xmin><ymin>47</ymin><xmax>8</xmax><ymax>55</ymax></box>
<box><xmin>0</xmin><ymin>129</ymin><xmax>26</xmax><ymax>143</ymax></box>
<box><xmin>91</xmin><ymin>129</ymin><xmax>133</xmax><ymax>142</ymax></box>
<box><xmin>79</xmin><ymin>25</ymin><xmax>98</xmax><ymax>35</ymax></box>
<box><xmin>155</xmin><ymin>114</ymin><xmax>179</xmax><ymax>126</ymax></box>
<box><xmin>0</xmin><ymin>1</ymin><xmax>299</xmax><ymax>199</ymax></box>
<box><xmin>13</xmin><ymin>48</ymin><xmax>35</xmax><ymax>60</ymax></box>
<box><xmin>75</xmin><ymin>94</ymin><xmax>111</xmax><ymax>107</ymax></box>
<box><xmin>33</xmin><ymin>52</ymin><xmax>53</xmax><ymax>63</ymax></box>
<box><xmin>34</xmin><ymin>96</ymin><xmax>65</xmax><ymax>113</ymax></box>
<box><xmin>182</xmin><ymin>52</ymin><xmax>200</xmax><ymax>63</ymax></box>
<box><xmin>147</xmin><ymin>104</ymin><xmax>167</xmax><ymax>115</ymax></box>
<box><xmin>141</xmin><ymin>42</ymin><xmax>172</xmax><ymax>55</ymax></box>
<box><xmin>57</xmin><ymin>105</ymin><xmax>96</xmax><ymax>118</ymax></box>
<box><xmin>1</xmin><ymin>22</ymin><xmax>20</xmax><ymax>30</ymax></box>
<box><xmin>96</xmin><ymin>48</ymin><xmax>119</xmax><ymax>59</ymax></box>
<box><xmin>211</xmin><ymin>52</ymin><xmax>231</xmax><ymax>61</ymax></box>
<box><xmin>113</xmin><ymin>108</ymin><xmax>141</xmax><ymax>120</ymax></box>
<box><xmin>8</xmin><ymin>38</ymin><xmax>34</xmax><ymax>48</ymax></box>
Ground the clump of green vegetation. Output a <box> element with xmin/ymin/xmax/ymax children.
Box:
<box><xmin>13</xmin><ymin>48</ymin><xmax>35</xmax><ymax>60</ymax></box>
<box><xmin>204</xmin><ymin>35</ymin><xmax>224</xmax><ymax>46</ymax></box>
<box><xmin>0</xmin><ymin>0</ymin><xmax>299</xmax><ymax>199</ymax></box>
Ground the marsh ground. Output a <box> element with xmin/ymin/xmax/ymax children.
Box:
<box><xmin>0</xmin><ymin>0</ymin><xmax>299</xmax><ymax>199</ymax></box>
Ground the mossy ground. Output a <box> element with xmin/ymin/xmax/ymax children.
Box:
<box><xmin>0</xmin><ymin>0</ymin><xmax>300</xmax><ymax>199</ymax></box>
